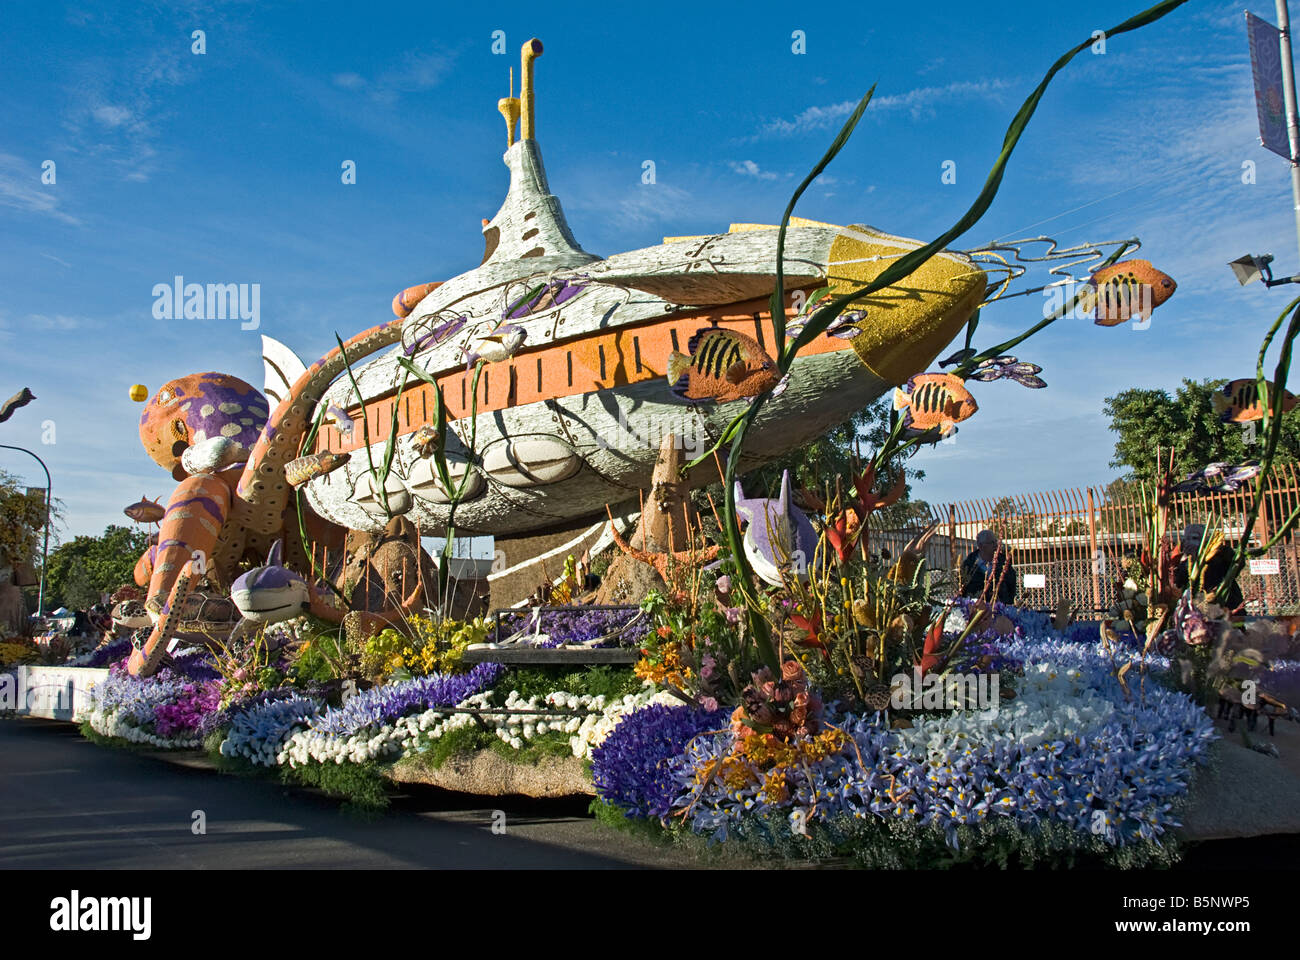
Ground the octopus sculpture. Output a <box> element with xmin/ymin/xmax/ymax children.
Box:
<box><xmin>127</xmin><ymin>321</ymin><xmax>422</xmax><ymax>676</ymax></box>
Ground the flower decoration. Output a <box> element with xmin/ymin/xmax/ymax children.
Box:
<box><xmin>733</xmin><ymin>659</ymin><xmax>824</xmax><ymax>740</ymax></box>
<box><xmin>590</xmin><ymin>702</ymin><xmax>725</xmax><ymax>819</ymax></box>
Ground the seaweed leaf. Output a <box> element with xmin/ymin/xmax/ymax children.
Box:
<box><xmin>771</xmin><ymin>86</ymin><xmax>876</xmax><ymax>350</ymax></box>
<box><xmin>334</xmin><ymin>332</ymin><xmax>385</xmax><ymax>514</ymax></box>
<box><xmin>379</xmin><ymin>373</ymin><xmax>407</xmax><ymax>504</ymax></box>
<box><xmin>1219</xmin><ymin>294</ymin><xmax>1300</xmax><ymax>594</ymax></box>
<box><xmin>781</xmin><ymin>0</ymin><xmax>1189</xmax><ymax>367</ymax></box>
<box><xmin>721</xmin><ymin>0</ymin><xmax>1190</xmax><ymax>672</ymax></box>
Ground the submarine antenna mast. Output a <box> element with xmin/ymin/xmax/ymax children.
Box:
<box><xmin>520</xmin><ymin>38</ymin><xmax>542</xmax><ymax>140</ymax></box>
<box><xmin>498</xmin><ymin>66</ymin><xmax>520</xmax><ymax>146</ymax></box>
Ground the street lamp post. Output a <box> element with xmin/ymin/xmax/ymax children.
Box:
<box><xmin>1278</xmin><ymin>0</ymin><xmax>1300</xmax><ymax>265</ymax></box>
<box><xmin>1233</xmin><ymin>3</ymin><xmax>1300</xmax><ymax>283</ymax></box>
<box><xmin>0</xmin><ymin>444</ymin><xmax>52</xmax><ymax>617</ymax></box>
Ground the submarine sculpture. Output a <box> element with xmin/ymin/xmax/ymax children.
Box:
<box><xmin>284</xmin><ymin>38</ymin><xmax>987</xmax><ymax>539</ymax></box>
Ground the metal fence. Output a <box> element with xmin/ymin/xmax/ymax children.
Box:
<box><xmin>869</xmin><ymin>465</ymin><xmax>1300</xmax><ymax>615</ymax></box>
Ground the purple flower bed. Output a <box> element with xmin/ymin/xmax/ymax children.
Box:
<box><xmin>166</xmin><ymin>649</ymin><xmax>222</xmax><ymax>682</ymax></box>
<box><xmin>949</xmin><ymin>597</ymin><xmax>1111</xmax><ymax>646</ymax></box>
<box><xmin>71</xmin><ymin>635</ymin><xmax>133</xmax><ymax>668</ymax></box>
<box><xmin>499</xmin><ymin>606</ymin><xmax>644</xmax><ymax>647</ymax></box>
<box><xmin>221</xmin><ymin>693</ymin><xmax>322</xmax><ymax>763</ymax></box>
<box><xmin>669</xmin><ymin>635</ymin><xmax>1215</xmax><ymax>848</ymax></box>
<box><xmin>153</xmin><ymin>681</ymin><xmax>222</xmax><ymax>738</ymax></box>
<box><xmin>591</xmin><ymin>702</ymin><xmax>725</xmax><ymax>819</ymax></box>
<box><xmin>309</xmin><ymin>662</ymin><xmax>505</xmax><ymax>737</ymax></box>
<box><xmin>89</xmin><ymin>669</ymin><xmax>204</xmax><ymax>731</ymax></box>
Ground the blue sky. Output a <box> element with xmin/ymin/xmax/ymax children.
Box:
<box><xmin>0</xmin><ymin>0</ymin><xmax>1295</xmax><ymax>540</ymax></box>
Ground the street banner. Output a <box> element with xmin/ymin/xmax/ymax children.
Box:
<box><xmin>1248</xmin><ymin>11</ymin><xmax>1293</xmax><ymax>159</ymax></box>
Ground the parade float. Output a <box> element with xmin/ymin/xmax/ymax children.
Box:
<box><xmin>10</xmin><ymin>0</ymin><xmax>1300</xmax><ymax>867</ymax></box>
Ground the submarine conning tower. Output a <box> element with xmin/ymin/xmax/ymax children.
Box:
<box><xmin>479</xmin><ymin>38</ymin><xmax>598</xmax><ymax>273</ymax></box>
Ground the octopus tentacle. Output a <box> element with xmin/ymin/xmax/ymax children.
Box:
<box><xmin>128</xmin><ymin>558</ymin><xmax>200</xmax><ymax>677</ymax></box>
<box><xmin>145</xmin><ymin>475</ymin><xmax>231</xmax><ymax>617</ymax></box>
<box><xmin>231</xmin><ymin>320</ymin><xmax>403</xmax><ymax>535</ymax></box>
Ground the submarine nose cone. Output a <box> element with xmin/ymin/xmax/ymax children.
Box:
<box><xmin>828</xmin><ymin>225</ymin><xmax>986</xmax><ymax>384</ymax></box>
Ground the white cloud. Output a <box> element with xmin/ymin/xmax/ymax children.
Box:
<box><xmin>565</xmin><ymin>175</ymin><xmax>699</xmax><ymax>234</ymax></box>
<box><xmin>0</xmin><ymin>311</ymin><xmax>94</xmax><ymax>346</ymax></box>
<box><xmin>91</xmin><ymin>104</ymin><xmax>133</xmax><ymax>127</ymax></box>
<box><xmin>25</xmin><ymin>314</ymin><xmax>89</xmax><ymax>330</ymax></box>
<box><xmin>330</xmin><ymin>51</ymin><xmax>457</xmax><ymax>104</ymax></box>
<box><xmin>730</xmin><ymin>160</ymin><xmax>779</xmax><ymax>180</ymax></box>
<box><xmin>611</xmin><ymin>183</ymin><xmax>695</xmax><ymax>228</ymax></box>
<box><xmin>871</xmin><ymin>79</ymin><xmax>1011</xmax><ymax>118</ymax></box>
<box><xmin>751</xmin><ymin>79</ymin><xmax>1012</xmax><ymax>139</ymax></box>
<box><xmin>59</xmin><ymin>21</ymin><xmax>207</xmax><ymax>183</ymax></box>
<box><xmin>378</xmin><ymin>52</ymin><xmax>453</xmax><ymax>94</ymax></box>
<box><xmin>0</xmin><ymin>154</ymin><xmax>80</xmax><ymax>225</ymax></box>
<box><xmin>756</xmin><ymin>100</ymin><xmax>857</xmax><ymax>139</ymax></box>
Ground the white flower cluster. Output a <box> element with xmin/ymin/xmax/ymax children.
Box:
<box><xmin>264</xmin><ymin>616</ymin><xmax>313</xmax><ymax>649</ymax></box>
<box><xmin>558</xmin><ymin>689</ymin><xmax>681</xmax><ymax>759</ymax></box>
<box><xmin>281</xmin><ymin>722</ymin><xmax>408</xmax><ymax>767</ymax></box>
<box><xmin>85</xmin><ymin>707</ymin><xmax>202</xmax><ymax>750</ymax></box>
<box><xmin>459</xmin><ymin>688</ymin><xmax>681</xmax><ymax>758</ymax></box>
<box><xmin>942</xmin><ymin>608</ymin><xmax>970</xmax><ymax>635</ymax></box>
<box><xmin>896</xmin><ymin>662</ymin><xmax>1114</xmax><ymax>759</ymax></box>
<box><xmin>220</xmin><ymin>725</ymin><xmax>292</xmax><ymax>767</ymax></box>
<box><xmin>279</xmin><ymin>687</ymin><xmax>683</xmax><ymax>768</ymax></box>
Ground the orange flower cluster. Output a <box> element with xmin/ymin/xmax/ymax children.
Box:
<box><xmin>761</xmin><ymin>768</ymin><xmax>790</xmax><ymax>805</ymax></box>
<box><xmin>634</xmin><ymin>639</ymin><xmax>693</xmax><ymax>689</ymax></box>
<box><xmin>689</xmin><ymin>726</ymin><xmax>850</xmax><ymax>807</ymax></box>
<box><xmin>734</xmin><ymin>727</ymin><xmax>848</xmax><ymax>768</ymax></box>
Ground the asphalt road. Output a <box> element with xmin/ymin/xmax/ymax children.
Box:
<box><xmin>10</xmin><ymin>717</ymin><xmax>1292</xmax><ymax>873</ymax></box>
<box><xmin>0</xmin><ymin>718</ymin><xmax>694</xmax><ymax>869</ymax></box>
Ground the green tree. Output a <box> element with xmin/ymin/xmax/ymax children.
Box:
<box><xmin>1103</xmin><ymin>378</ymin><xmax>1300</xmax><ymax>484</ymax></box>
<box><xmin>0</xmin><ymin>468</ymin><xmax>54</xmax><ymax>570</ymax></box>
<box><xmin>44</xmin><ymin>525</ymin><xmax>148</xmax><ymax>610</ymax></box>
<box><xmin>61</xmin><ymin>562</ymin><xmax>99</xmax><ymax>610</ymax></box>
<box><xmin>739</xmin><ymin>397</ymin><xmax>926</xmax><ymax>515</ymax></box>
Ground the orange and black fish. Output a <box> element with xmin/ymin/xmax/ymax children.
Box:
<box><xmin>1082</xmin><ymin>260</ymin><xmax>1176</xmax><ymax>326</ymax></box>
<box><xmin>667</xmin><ymin>328</ymin><xmax>780</xmax><ymax>403</ymax></box>
<box><xmin>892</xmin><ymin>373</ymin><xmax>978</xmax><ymax>438</ymax></box>
<box><xmin>1213</xmin><ymin>379</ymin><xmax>1299</xmax><ymax>423</ymax></box>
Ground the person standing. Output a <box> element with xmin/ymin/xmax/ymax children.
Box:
<box><xmin>961</xmin><ymin>529</ymin><xmax>1017</xmax><ymax>605</ymax></box>
<box><xmin>1174</xmin><ymin>523</ymin><xmax>1244</xmax><ymax>612</ymax></box>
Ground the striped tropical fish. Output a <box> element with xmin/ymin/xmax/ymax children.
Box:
<box><xmin>893</xmin><ymin>372</ymin><xmax>978</xmax><ymax>438</ymax></box>
<box><xmin>666</xmin><ymin>327</ymin><xmax>779</xmax><ymax>403</ymax></box>
<box><xmin>1213</xmin><ymin>378</ymin><xmax>1299</xmax><ymax>423</ymax></box>
<box><xmin>1083</xmin><ymin>259</ymin><xmax>1176</xmax><ymax>326</ymax></box>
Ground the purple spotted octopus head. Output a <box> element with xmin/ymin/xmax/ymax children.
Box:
<box><xmin>139</xmin><ymin>372</ymin><xmax>268</xmax><ymax>480</ymax></box>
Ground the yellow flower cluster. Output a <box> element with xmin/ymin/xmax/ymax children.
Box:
<box><xmin>760</xmin><ymin>768</ymin><xmax>790</xmax><ymax>805</ymax></box>
<box><xmin>717</xmin><ymin>755</ymin><xmax>754</xmax><ymax>791</ymax></box>
<box><xmin>548</xmin><ymin>555</ymin><xmax>582</xmax><ymax>605</ymax></box>
<box><xmin>736</xmin><ymin>728</ymin><xmax>847</xmax><ymax>769</ymax></box>
<box><xmin>361</xmin><ymin>614</ymin><xmax>489</xmax><ymax>679</ymax></box>
<box><xmin>692</xmin><ymin>727</ymin><xmax>850</xmax><ymax>807</ymax></box>
<box><xmin>634</xmin><ymin>639</ymin><xmax>693</xmax><ymax>689</ymax></box>
<box><xmin>0</xmin><ymin>641</ymin><xmax>37</xmax><ymax>668</ymax></box>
